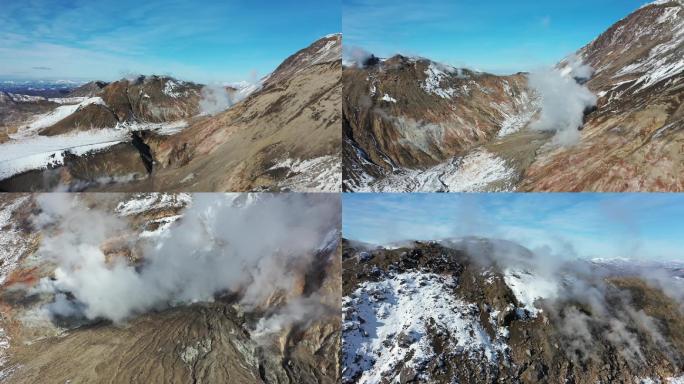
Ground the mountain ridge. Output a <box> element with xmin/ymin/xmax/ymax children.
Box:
<box><xmin>342</xmin><ymin>238</ymin><xmax>684</xmax><ymax>383</ymax></box>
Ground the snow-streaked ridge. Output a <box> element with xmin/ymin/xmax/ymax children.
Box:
<box><xmin>21</xmin><ymin>97</ymin><xmax>105</xmax><ymax>134</ymax></box>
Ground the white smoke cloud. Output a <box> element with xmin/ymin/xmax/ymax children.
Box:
<box><xmin>528</xmin><ymin>57</ymin><xmax>597</xmax><ymax>146</ymax></box>
<box><xmin>252</xmin><ymin>294</ymin><xmax>334</xmax><ymax>344</ymax></box>
<box><xmin>120</xmin><ymin>72</ymin><xmax>143</xmax><ymax>83</ymax></box>
<box><xmin>199</xmin><ymin>84</ymin><xmax>232</xmax><ymax>115</ymax></box>
<box><xmin>562</xmin><ymin>54</ymin><xmax>595</xmax><ymax>80</ymax></box>
<box><xmin>342</xmin><ymin>45</ymin><xmax>374</xmax><ymax>67</ymax></box>
<box><xmin>33</xmin><ymin>194</ymin><xmax>340</xmax><ymax>329</ymax></box>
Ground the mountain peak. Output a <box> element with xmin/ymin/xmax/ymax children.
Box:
<box><xmin>640</xmin><ymin>0</ymin><xmax>684</xmax><ymax>9</ymax></box>
<box><xmin>579</xmin><ymin>0</ymin><xmax>682</xmax><ymax>90</ymax></box>
<box><xmin>263</xmin><ymin>34</ymin><xmax>341</xmax><ymax>88</ymax></box>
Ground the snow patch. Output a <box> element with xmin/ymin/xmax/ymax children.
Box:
<box><xmin>162</xmin><ymin>79</ymin><xmax>188</xmax><ymax>98</ymax></box>
<box><xmin>381</xmin><ymin>93</ymin><xmax>397</xmax><ymax>103</ymax></box>
<box><xmin>140</xmin><ymin>215</ymin><xmax>183</xmax><ymax>238</ymax></box>
<box><xmin>0</xmin><ymin>196</ymin><xmax>31</xmax><ymax>285</ymax></box>
<box><xmin>48</xmin><ymin>97</ymin><xmax>89</xmax><ymax>104</ymax></box>
<box><xmin>115</xmin><ymin>193</ymin><xmax>192</xmax><ymax>216</ymax></box>
<box><xmin>421</xmin><ymin>63</ymin><xmax>456</xmax><ymax>99</ymax></box>
<box><xmin>0</xmin><ymin>120</ymin><xmax>188</xmax><ymax>180</ymax></box>
<box><xmin>0</xmin><ymin>128</ymin><xmax>127</xmax><ymax>180</ymax></box>
<box><xmin>6</xmin><ymin>93</ymin><xmax>45</xmax><ymax>103</ymax></box>
<box><xmin>356</xmin><ymin>149</ymin><xmax>515</xmax><ymax>192</ymax></box>
<box><xmin>503</xmin><ymin>268</ymin><xmax>559</xmax><ymax>317</ymax></box>
<box><xmin>343</xmin><ymin>272</ymin><xmax>508</xmax><ymax>383</ymax></box>
<box><xmin>0</xmin><ymin>196</ymin><xmax>31</xmax><ymax>380</ymax></box>
<box><xmin>223</xmin><ymin>81</ymin><xmax>261</xmax><ymax>103</ymax></box>
<box><xmin>613</xmin><ymin>4</ymin><xmax>684</xmax><ymax>90</ymax></box>
<box><xmin>497</xmin><ymin>95</ymin><xmax>538</xmax><ymax>137</ymax></box>
<box><xmin>269</xmin><ymin>155</ymin><xmax>341</xmax><ymax>192</ymax></box>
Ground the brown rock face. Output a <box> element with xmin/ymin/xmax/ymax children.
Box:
<box><xmin>0</xmin><ymin>142</ymin><xmax>149</xmax><ymax>192</ymax></box>
<box><xmin>99</xmin><ymin>76</ymin><xmax>202</xmax><ymax>123</ymax></box>
<box><xmin>342</xmin><ymin>52</ymin><xmax>544</xmax><ymax>192</ymax></box>
<box><xmin>67</xmin><ymin>81</ymin><xmax>108</xmax><ymax>97</ymax></box>
<box><xmin>343</xmin><ymin>56</ymin><xmax>530</xmax><ymax>178</ymax></box>
<box><xmin>7</xmin><ymin>301</ymin><xmax>338</xmax><ymax>384</ymax></box>
<box><xmin>0</xmin><ymin>92</ymin><xmax>57</xmax><ymax>138</ymax></box>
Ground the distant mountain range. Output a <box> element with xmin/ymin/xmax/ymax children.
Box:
<box><xmin>0</xmin><ymin>79</ymin><xmax>85</xmax><ymax>97</ymax></box>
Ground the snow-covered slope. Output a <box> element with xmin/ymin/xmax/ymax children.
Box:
<box><xmin>21</xmin><ymin>97</ymin><xmax>105</xmax><ymax>134</ymax></box>
<box><xmin>350</xmin><ymin>148</ymin><xmax>516</xmax><ymax>192</ymax></box>
<box><xmin>343</xmin><ymin>272</ymin><xmax>509</xmax><ymax>383</ymax></box>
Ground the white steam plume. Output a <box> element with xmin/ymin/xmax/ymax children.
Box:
<box><xmin>34</xmin><ymin>193</ymin><xmax>340</xmax><ymax>327</ymax></box>
<box><xmin>562</xmin><ymin>54</ymin><xmax>595</xmax><ymax>80</ymax></box>
<box><xmin>528</xmin><ymin>56</ymin><xmax>597</xmax><ymax>146</ymax></box>
<box><xmin>199</xmin><ymin>84</ymin><xmax>232</xmax><ymax>115</ymax></box>
<box><xmin>342</xmin><ymin>45</ymin><xmax>374</xmax><ymax>67</ymax></box>
<box><xmin>252</xmin><ymin>294</ymin><xmax>334</xmax><ymax>344</ymax></box>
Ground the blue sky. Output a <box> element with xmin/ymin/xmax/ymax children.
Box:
<box><xmin>344</xmin><ymin>0</ymin><xmax>652</xmax><ymax>73</ymax></box>
<box><xmin>343</xmin><ymin>194</ymin><xmax>684</xmax><ymax>261</ymax></box>
<box><xmin>0</xmin><ymin>0</ymin><xmax>340</xmax><ymax>83</ymax></box>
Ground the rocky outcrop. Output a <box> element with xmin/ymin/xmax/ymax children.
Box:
<box><xmin>343</xmin><ymin>56</ymin><xmax>534</xmax><ymax>191</ymax></box>
<box><xmin>40</xmin><ymin>104</ymin><xmax>119</xmax><ymax>136</ymax></box>
<box><xmin>67</xmin><ymin>81</ymin><xmax>108</xmax><ymax>97</ymax></box>
<box><xmin>0</xmin><ymin>92</ymin><xmax>57</xmax><ymax>139</ymax></box>
<box><xmin>31</xmin><ymin>76</ymin><xmax>201</xmax><ymax>137</ymax></box>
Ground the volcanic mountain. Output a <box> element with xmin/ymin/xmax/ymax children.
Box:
<box><xmin>0</xmin><ymin>193</ymin><xmax>341</xmax><ymax>383</ymax></box>
<box><xmin>343</xmin><ymin>1</ymin><xmax>683</xmax><ymax>192</ymax></box>
<box><xmin>342</xmin><ymin>238</ymin><xmax>684</xmax><ymax>383</ymax></box>
<box><xmin>0</xmin><ymin>34</ymin><xmax>341</xmax><ymax>192</ymax></box>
